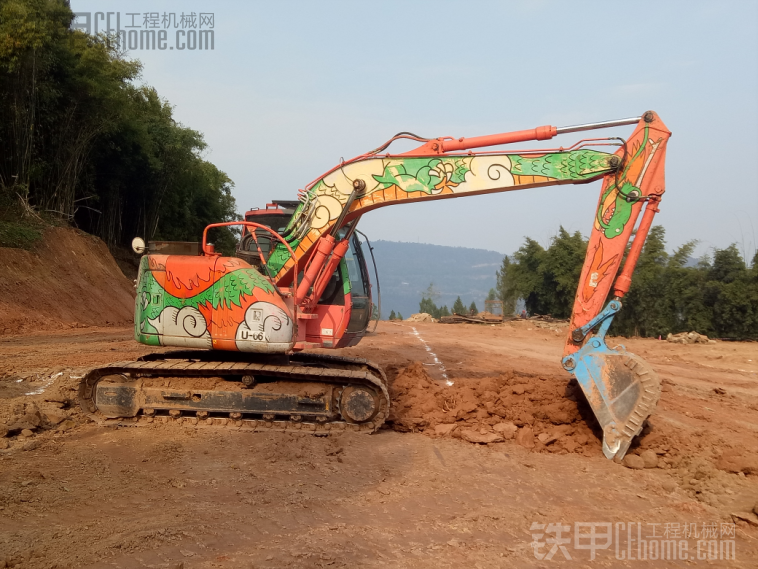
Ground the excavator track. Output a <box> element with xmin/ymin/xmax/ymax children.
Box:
<box><xmin>78</xmin><ymin>351</ymin><xmax>390</xmax><ymax>433</ymax></box>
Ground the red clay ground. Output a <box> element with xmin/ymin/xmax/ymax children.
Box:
<box><xmin>1</xmin><ymin>320</ymin><xmax>757</xmax><ymax>568</ymax></box>
<box><xmin>0</xmin><ymin>228</ymin><xmax>134</xmax><ymax>335</ymax></box>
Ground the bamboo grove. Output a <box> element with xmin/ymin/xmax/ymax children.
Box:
<box><xmin>0</xmin><ymin>0</ymin><xmax>238</xmax><ymax>252</ymax></box>
<box><xmin>496</xmin><ymin>227</ymin><xmax>758</xmax><ymax>340</ymax></box>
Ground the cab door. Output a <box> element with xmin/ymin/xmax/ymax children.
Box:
<box><xmin>344</xmin><ymin>234</ymin><xmax>372</xmax><ymax>333</ymax></box>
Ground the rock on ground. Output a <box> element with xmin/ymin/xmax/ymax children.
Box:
<box><xmin>624</xmin><ymin>454</ymin><xmax>646</xmax><ymax>470</ymax></box>
<box><xmin>459</xmin><ymin>430</ymin><xmax>504</xmax><ymax>444</ymax></box>
<box><xmin>493</xmin><ymin>422</ymin><xmax>517</xmax><ymax>439</ymax></box>
<box><xmin>434</xmin><ymin>424</ymin><xmax>456</xmax><ymax>436</ymax></box>
<box><xmin>515</xmin><ymin>426</ymin><xmax>535</xmax><ymax>449</ymax></box>
<box><xmin>640</xmin><ymin>449</ymin><xmax>659</xmax><ymax>469</ymax></box>
<box><xmin>42</xmin><ymin>409</ymin><xmax>68</xmax><ymax>426</ymax></box>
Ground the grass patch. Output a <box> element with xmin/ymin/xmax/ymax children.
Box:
<box><xmin>0</xmin><ymin>220</ymin><xmax>44</xmax><ymax>249</ymax></box>
<box><xmin>0</xmin><ymin>190</ymin><xmax>49</xmax><ymax>249</ymax></box>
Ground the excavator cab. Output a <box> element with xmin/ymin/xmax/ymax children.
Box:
<box><xmin>237</xmin><ymin>201</ymin><xmax>299</xmax><ymax>267</ymax></box>
<box><xmin>238</xmin><ymin>203</ymin><xmax>374</xmax><ymax>346</ymax></box>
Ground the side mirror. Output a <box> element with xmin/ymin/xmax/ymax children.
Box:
<box><xmin>131</xmin><ymin>237</ymin><xmax>147</xmax><ymax>254</ymax></box>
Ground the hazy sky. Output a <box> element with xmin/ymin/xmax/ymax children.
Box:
<box><xmin>71</xmin><ymin>0</ymin><xmax>758</xmax><ymax>261</ymax></box>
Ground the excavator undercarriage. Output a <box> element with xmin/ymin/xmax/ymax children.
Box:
<box><xmin>79</xmin><ymin>352</ymin><xmax>389</xmax><ymax>432</ymax></box>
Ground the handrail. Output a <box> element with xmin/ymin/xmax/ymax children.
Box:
<box><xmin>201</xmin><ymin>221</ymin><xmax>300</xmax><ymax>320</ymax></box>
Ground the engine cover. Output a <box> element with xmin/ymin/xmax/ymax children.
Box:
<box><xmin>134</xmin><ymin>254</ymin><xmax>295</xmax><ymax>353</ymax></box>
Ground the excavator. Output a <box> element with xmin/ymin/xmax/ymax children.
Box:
<box><xmin>79</xmin><ymin>111</ymin><xmax>671</xmax><ymax>461</ymax></box>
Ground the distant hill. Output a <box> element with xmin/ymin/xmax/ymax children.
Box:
<box><xmin>360</xmin><ymin>240</ymin><xmax>503</xmax><ymax>319</ymax></box>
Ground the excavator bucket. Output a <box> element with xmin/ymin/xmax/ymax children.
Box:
<box><xmin>562</xmin><ymin>112</ymin><xmax>670</xmax><ymax>459</ymax></box>
<box><xmin>562</xmin><ymin>313</ymin><xmax>664</xmax><ymax>462</ymax></box>
<box><xmin>564</xmin><ymin>338</ymin><xmax>661</xmax><ymax>460</ymax></box>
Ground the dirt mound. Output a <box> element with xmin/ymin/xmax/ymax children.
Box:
<box><xmin>717</xmin><ymin>450</ymin><xmax>758</xmax><ymax>475</ymax></box>
<box><xmin>667</xmin><ymin>331</ymin><xmax>715</xmax><ymax>344</ymax></box>
<box><xmin>0</xmin><ymin>370</ymin><xmax>84</xmax><ymax>451</ymax></box>
<box><xmin>405</xmin><ymin>313</ymin><xmax>434</xmax><ymax>323</ymax></box>
<box><xmin>386</xmin><ymin>361</ymin><xmax>758</xmax><ymax>509</ymax></box>
<box><xmin>387</xmin><ymin>361</ymin><xmax>604</xmax><ymax>456</ymax></box>
<box><xmin>0</xmin><ymin>227</ymin><xmax>134</xmax><ymax>335</ymax></box>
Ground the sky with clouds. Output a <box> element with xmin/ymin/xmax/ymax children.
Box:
<box><xmin>70</xmin><ymin>0</ymin><xmax>758</xmax><ymax>261</ymax></box>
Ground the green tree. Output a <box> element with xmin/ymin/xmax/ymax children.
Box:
<box><xmin>710</xmin><ymin>244</ymin><xmax>746</xmax><ymax>284</ymax></box>
<box><xmin>610</xmin><ymin>230</ymin><xmax>756</xmax><ymax>339</ymax></box>
<box><xmin>469</xmin><ymin>301</ymin><xmax>478</xmax><ymax>315</ymax></box>
<box><xmin>388</xmin><ymin>310</ymin><xmax>396</xmax><ymax>321</ymax></box>
<box><xmin>487</xmin><ymin>288</ymin><xmax>497</xmax><ymax>300</ymax></box>
<box><xmin>398</xmin><ymin>312</ymin><xmax>403</xmax><ymax>320</ymax></box>
<box><xmin>439</xmin><ymin>305</ymin><xmax>451</xmax><ymax>317</ymax></box>
<box><xmin>496</xmin><ymin>255</ymin><xmax>517</xmax><ymax>315</ymax></box>
<box><xmin>659</xmin><ymin>240</ymin><xmax>712</xmax><ymax>334</ymax></box>
<box><xmin>419</xmin><ymin>297</ymin><xmax>438</xmax><ymax>317</ymax></box>
<box><xmin>0</xmin><ymin>0</ymin><xmax>238</xmax><ymax>252</ymax></box>
<box><xmin>419</xmin><ymin>282</ymin><xmax>442</xmax><ymax>318</ymax></box>
<box><xmin>497</xmin><ymin>228</ymin><xmax>587</xmax><ymax>318</ymax></box>
<box><xmin>612</xmin><ymin>226</ymin><xmax>671</xmax><ymax>337</ymax></box>
<box><xmin>504</xmin><ymin>237</ymin><xmax>548</xmax><ymax>315</ymax></box>
<box><xmin>497</xmin><ymin>223</ymin><xmax>758</xmax><ymax>340</ymax></box>
<box><xmin>452</xmin><ymin>296</ymin><xmax>466</xmax><ymax>315</ymax></box>
<box><xmin>708</xmin><ymin>245</ymin><xmax>757</xmax><ymax>338</ymax></box>
<box><xmin>540</xmin><ymin>228</ymin><xmax>587</xmax><ymax>318</ymax></box>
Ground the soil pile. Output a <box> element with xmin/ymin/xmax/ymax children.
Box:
<box><xmin>386</xmin><ymin>361</ymin><xmax>758</xmax><ymax>510</ymax></box>
<box><xmin>405</xmin><ymin>313</ymin><xmax>434</xmax><ymax>323</ymax></box>
<box><xmin>387</xmin><ymin>361</ymin><xmax>604</xmax><ymax>456</ymax></box>
<box><xmin>0</xmin><ymin>371</ymin><xmax>84</xmax><ymax>451</ymax></box>
<box><xmin>667</xmin><ymin>331</ymin><xmax>715</xmax><ymax>344</ymax></box>
<box><xmin>0</xmin><ymin>227</ymin><xmax>135</xmax><ymax>334</ymax></box>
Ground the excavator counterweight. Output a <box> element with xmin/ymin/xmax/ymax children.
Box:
<box><xmin>80</xmin><ymin>111</ymin><xmax>671</xmax><ymax>461</ymax></box>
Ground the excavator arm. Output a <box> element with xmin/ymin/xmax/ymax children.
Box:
<box><xmin>267</xmin><ymin>110</ymin><xmax>671</xmax><ymax>461</ymax></box>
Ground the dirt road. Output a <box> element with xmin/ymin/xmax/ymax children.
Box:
<box><xmin>1</xmin><ymin>321</ymin><xmax>757</xmax><ymax>568</ymax></box>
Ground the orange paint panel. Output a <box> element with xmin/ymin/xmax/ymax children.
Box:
<box><xmin>581</xmin><ymin>241</ymin><xmax>618</xmax><ymax>302</ymax></box>
<box><xmin>148</xmin><ymin>255</ymin><xmax>255</xmax><ymax>300</ymax></box>
<box><xmin>210</xmin><ymin>299</ymin><xmax>247</xmax><ymax>340</ymax></box>
<box><xmin>564</xmin><ymin>112</ymin><xmax>671</xmax><ymax>357</ymax></box>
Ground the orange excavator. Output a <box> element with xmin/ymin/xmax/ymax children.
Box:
<box><xmin>79</xmin><ymin>111</ymin><xmax>670</xmax><ymax>461</ymax></box>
